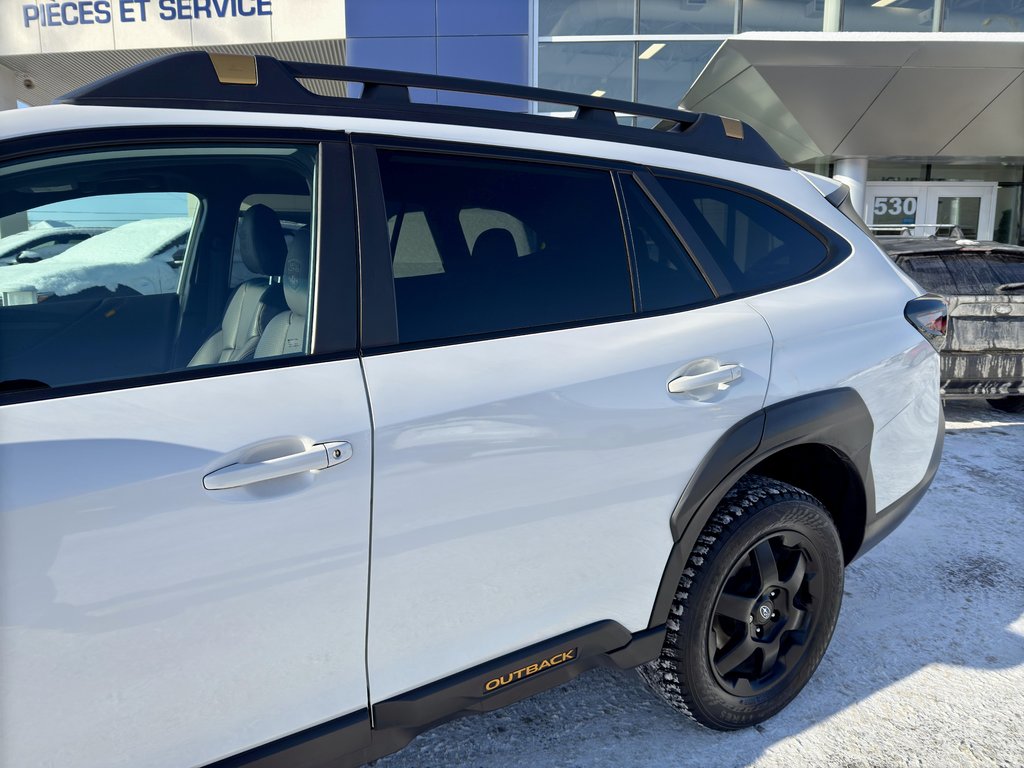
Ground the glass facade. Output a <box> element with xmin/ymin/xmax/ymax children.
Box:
<box><xmin>337</xmin><ymin>0</ymin><xmax>1023</xmax><ymax>245</ymax></box>
<box><xmin>742</xmin><ymin>0</ymin><xmax>825</xmax><ymax>30</ymax></box>
<box><xmin>943</xmin><ymin>0</ymin><xmax>1024</xmax><ymax>31</ymax></box>
<box><xmin>639</xmin><ymin>0</ymin><xmax>737</xmax><ymax>34</ymax></box>
<box><xmin>539</xmin><ymin>0</ymin><xmax>635</xmax><ymax>35</ymax></box>
<box><xmin>842</xmin><ymin>0</ymin><xmax>935</xmax><ymax>31</ymax></box>
<box><xmin>637</xmin><ymin>41</ymin><xmax>721</xmax><ymax>110</ymax></box>
<box><xmin>538</xmin><ymin>42</ymin><xmax>635</xmax><ymax>108</ymax></box>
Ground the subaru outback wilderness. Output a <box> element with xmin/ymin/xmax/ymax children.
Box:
<box><xmin>0</xmin><ymin>52</ymin><xmax>945</xmax><ymax>768</ymax></box>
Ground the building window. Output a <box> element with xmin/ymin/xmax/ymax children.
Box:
<box><xmin>639</xmin><ymin>0</ymin><xmax>737</xmax><ymax>33</ymax></box>
<box><xmin>942</xmin><ymin>0</ymin><xmax>1023</xmax><ymax>30</ymax></box>
<box><xmin>538</xmin><ymin>42</ymin><xmax>636</xmax><ymax>107</ymax></box>
<box><xmin>741</xmin><ymin>0</ymin><xmax>827</xmax><ymax>30</ymax></box>
<box><xmin>637</xmin><ymin>41</ymin><xmax>722</xmax><ymax>114</ymax></box>
<box><xmin>842</xmin><ymin>0</ymin><xmax>935</xmax><ymax>31</ymax></box>
<box><xmin>538</xmin><ymin>0</ymin><xmax>635</xmax><ymax>35</ymax></box>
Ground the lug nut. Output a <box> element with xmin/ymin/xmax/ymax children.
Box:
<box><xmin>748</xmin><ymin>615</ymin><xmax>753</xmax><ymax>623</ymax></box>
<box><xmin>772</xmin><ymin>612</ymin><xmax>778</xmax><ymax>619</ymax></box>
<box><xmin>770</xmin><ymin>590</ymin><xmax>778</xmax><ymax>598</ymax></box>
<box><xmin>755</xmin><ymin>626</ymin><xmax>762</xmax><ymax>635</ymax></box>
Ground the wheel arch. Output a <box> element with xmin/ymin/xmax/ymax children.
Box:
<box><xmin>649</xmin><ymin>388</ymin><xmax>875</xmax><ymax>629</ymax></box>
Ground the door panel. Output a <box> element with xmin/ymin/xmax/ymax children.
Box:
<box><xmin>364</xmin><ymin>305</ymin><xmax>772</xmax><ymax>701</ymax></box>
<box><xmin>0</xmin><ymin>293</ymin><xmax>179</xmax><ymax>387</ymax></box>
<box><xmin>0</xmin><ymin>366</ymin><xmax>371</xmax><ymax>768</ymax></box>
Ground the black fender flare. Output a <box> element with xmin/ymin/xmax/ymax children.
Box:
<box><xmin>648</xmin><ymin>387</ymin><xmax>875</xmax><ymax>629</ymax></box>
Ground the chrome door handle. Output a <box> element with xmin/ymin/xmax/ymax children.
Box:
<box><xmin>668</xmin><ymin>364</ymin><xmax>742</xmax><ymax>394</ymax></box>
<box><xmin>203</xmin><ymin>441</ymin><xmax>352</xmax><ymax>490</ymax></box>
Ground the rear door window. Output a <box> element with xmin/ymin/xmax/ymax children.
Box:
<box><xmin>377</xmin><ymin>149</ymin><xmax>634</xmax><ymax>344</ymax></box>
<box><xmin>657</xmin><ymin>177</ymin><xmax>828</xmax><ymax>294</ymax></box>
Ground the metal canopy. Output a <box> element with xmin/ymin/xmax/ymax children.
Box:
<box><xmin>681</xmin><ymin>32</ymin><xmax>1024</xmax><ymax>164</ymax></box>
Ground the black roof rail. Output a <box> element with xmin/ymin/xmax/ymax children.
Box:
<box><xmin>56</xmin><ymin>52</ymin><xmax>787</xmax><ymax>170</ymax></box>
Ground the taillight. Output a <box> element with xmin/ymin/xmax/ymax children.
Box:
<box><xmin>905</xmin><ymin>294</ymin><xmax>948</xmax><ymax>351</ymax></box>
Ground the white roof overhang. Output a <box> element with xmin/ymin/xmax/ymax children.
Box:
<box><xmin>681</xmin><ymin>32</ymin><xmax>1024</xmax><ymax>164</ymax></box>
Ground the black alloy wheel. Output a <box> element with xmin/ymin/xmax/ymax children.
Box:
<box><xmin>639</xmin><ymin>476</ymin><xmax>844</xmax><ymax>730</ymax></box>
<box><xmin>708</xmin><ymin>530</ymin><xmax>823</xmax><ymax>697</ymax></box>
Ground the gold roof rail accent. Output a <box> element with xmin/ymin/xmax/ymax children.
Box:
<box><xmin>722</xmin><ymin>117</ymin><xmax>744</xmax><ymax>140</ymax></box>
<box><xmin>209</xmin><ymin>53</ymin><xmax>258</xmax><ymax>86</ymax></box>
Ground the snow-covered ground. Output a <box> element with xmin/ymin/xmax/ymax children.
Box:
<box><xmin>378</xmin><ymin>401</ymin><xmax>1024</xmax><ymax>768</ymax></box>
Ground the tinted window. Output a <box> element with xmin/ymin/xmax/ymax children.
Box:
<box><xmin>657</xmin><ymin>177</ymin><xmax>828</xmax><ymax>294</ymax></box>
<box><xmin>378</xmin><ymin>150</ymin><xmax>633</xmax><ymax>343</ymax></box>
<box><xmin>621</xmin><ymin>177</ymin><xmax>714</xmax><ymax>312</ymax></box>
<box><xmin>896</xmin><ymin>253</ymin><xmax>1024</xmax><ymax>295</ymax></box>
<box><xmin>388</xmin><ymin>210</ymin><xmax>443</xmax><ymax>277</ymax></box>
<box><xmin>0</xmin><ymin>145</ymin><xmax>318</xmax><ymax>393</ymax></box>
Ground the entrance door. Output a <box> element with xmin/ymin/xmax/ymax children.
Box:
<box><xmin>926</xmin><ymin>184</ymin><xmax>996</xmax><ymax>241</ymax></box>
<box><xmin>865</xmin><ymin>182</ymin><xmax>997</xmax><ymax>240</ymax></box>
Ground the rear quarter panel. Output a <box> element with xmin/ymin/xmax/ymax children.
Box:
<box><xmin>745</xmin><ymin>182</ymin><xmax>942</xmax><ymax>512</ymax></box>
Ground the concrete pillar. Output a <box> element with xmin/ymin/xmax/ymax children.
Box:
<box><xmin>834</xmin><ymin>157</ymin><xmax>869</xmax><ymax>220</ymax></box>
<box><xmin>0</xmin><ymin>65</ymin><xmax>18</xmax><ymax>111</ymax></box>
<box><xmin>823</xmin><ymin>0</ymin><xmax>843</xmax><ymax>32</ymax></box>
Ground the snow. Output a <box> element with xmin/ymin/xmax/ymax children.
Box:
<box><xmin>378</xmin><ymin>401</ymin><xmax>1024</xmax><ymax>768</ymax></box>
<box><xmin>0</xmin><ymin>218</ymin><xmax>189</xmax><ymax>297</ymax></box>
<box><xmin>0</xmin><ymin>229</ymin><xmax>61</xmax><ymax>257</ymax></box>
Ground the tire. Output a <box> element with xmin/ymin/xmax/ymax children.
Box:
<box><xmin>987</xmin><ymin>396</ymin><xmax>1024</xmax><ymax>414</ymax></box>
<box><xmin>638</xmin><ymin>475</ymin><xmax>844</xmax><ymax>730</ymax></box>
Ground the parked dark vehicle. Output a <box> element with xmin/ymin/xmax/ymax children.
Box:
<box><xmin>881</xmin><ymin>237</ymin><xmax>1024</xmax><ymax>413</ymax></box>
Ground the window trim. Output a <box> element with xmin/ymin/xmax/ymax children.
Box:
<box><xmin>620</xmin><ymin>170</ymin><xmax>722</xmax><ymax>310</ymax></box>
<box><xmin>646</xmin><ymin>167</ymin><xmax>853</xmax><ymax>301</ymax></box>
<box><xmin>0</xmin><ymin>127</ymin><xmax>358</xmax><ymax>407</ymax></box>
<box><xmin>352</xmin><ymin>135</ymin><xmax>638</xmax><ymax>352</ymax></box>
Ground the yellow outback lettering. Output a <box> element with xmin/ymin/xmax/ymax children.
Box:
<box><xmin>483</xmin><ymin>647</ymin><xmax>578</xmax><ymax>694</ymax></box>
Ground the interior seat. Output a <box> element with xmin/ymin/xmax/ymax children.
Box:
<box><xmin>471</xmin><ymin>227</ymin><xmax>519</xmax><ymax>268</ymax></box>
<box><xmin>255</xmin><ymin>231</ymin><xmax>310</xmax><ymax>359</ymax></box>
<box><xmin>189</xmin><ymin>204</ymin><xmax>288</xmax><ymax>366</ymax></box>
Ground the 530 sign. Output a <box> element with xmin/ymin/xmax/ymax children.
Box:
<box><xmin>873</xmin><ymin>196</ymin><xmax>918</xmax><ymax>217</ymax></box>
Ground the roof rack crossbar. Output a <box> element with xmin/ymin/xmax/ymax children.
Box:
<box><xmin>59</xmin><ymin>52</ymin><xmax>699</xmax><ymax>131</ymax></box>
<box><xmin>55</xmin><ymin>52</ymin><xmax>789</xmax><ymax>170</ymax></box>
<box><xmin>283</xmin><ymin>60</ymin><xmax>699</xmax><ymax>129</ymax></box>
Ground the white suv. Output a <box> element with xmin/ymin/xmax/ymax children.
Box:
<box><xmin>0</xmin><ymin>52</ymin><xmax>945</xmax><ymax>768</ymax></box>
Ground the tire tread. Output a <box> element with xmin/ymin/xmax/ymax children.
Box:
<box><xmin>638</xmin><ymin>475</ymin><xmax>830</xmax><ymax>728</ymax></box>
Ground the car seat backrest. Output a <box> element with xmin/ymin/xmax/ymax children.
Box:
<box><xmin>188</xmin><ymin>204</ymin><xmax>288</xmax><ymax>366</ymax></box>
<box><xmin>255</xmin><ymin>231</ymin><xmax>311</xmax><ymax>359</ymax></box>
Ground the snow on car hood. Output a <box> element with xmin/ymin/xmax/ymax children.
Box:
<box><xmin>0</xmin><ymin>217</ymin><xmax>190</xmax><ymax>297</ymax></box>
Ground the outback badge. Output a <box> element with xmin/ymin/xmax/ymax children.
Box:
<box><xmin>484</xmin><ymin>648</ymin><xmax>577</xmax><ymax>693</ymax></box>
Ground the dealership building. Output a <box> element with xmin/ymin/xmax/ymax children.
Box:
<box><xmin>1</xmin><ymin>0</ymin><xmax>1022</xmax><ymax>243</ymax></box>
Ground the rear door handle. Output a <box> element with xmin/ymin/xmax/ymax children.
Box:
<box><xmin>668</xmin><ymin>363</ymin><xmax>742</xmax><ymax>394</ymax></box>
<box><xmin>204</xmin><ymin>441</ymin><xmax>352</xmax><ymax>490</ymax></box>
